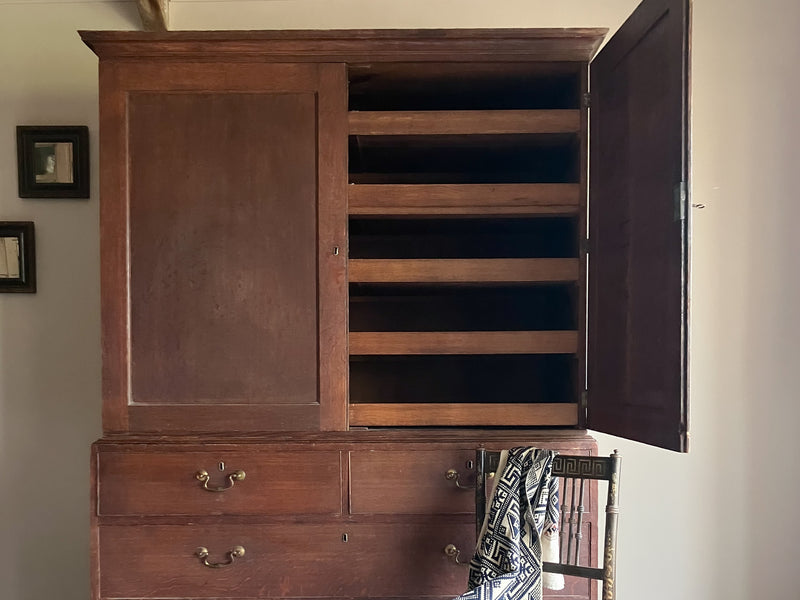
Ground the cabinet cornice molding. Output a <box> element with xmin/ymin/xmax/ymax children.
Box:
<box><xmin>79</xmin><ymin>28</ymin><xmax>607</xmax><ymax>62</ymax></box>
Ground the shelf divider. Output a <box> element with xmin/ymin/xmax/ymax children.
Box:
<box><xmin>348</xmin><ymin>110</ymin><xmax>580</xmax><ymax>135</ymax></box>
<box><xmin>349</xmin><ymin>402</ymin><xmax>579</xmax><ymax>427</ymax></box>
<box><xmin>348</xmin><ymin>258</ymin><xmax>579</xmax><ymax>283</ymax></box>
<box><xmin>348</xmin><ymin>183</ymin><xmax>580</xmax><ymax>216</ymax></box>
<box><xmin>349</xmin><ymin>330</ymin><xmax>578</xmax><ymax>355</ymax></box>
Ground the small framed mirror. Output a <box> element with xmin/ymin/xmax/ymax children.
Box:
<box><xmin>17</xmin><ymin>126</ymin><xmax>89</xmax><ymax>198</ymax></box>
<box><xmin>0</xmin><ymin>222</ymin><xmax>36</xmax><ymax>293</ymax></box>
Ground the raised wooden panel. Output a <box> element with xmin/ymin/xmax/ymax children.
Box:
<box><xmin>128</xmin><ymin>91</ymin><xmax>319</xmax><ymax>407</ymax></box>
<box><xmin>97</xmin><ymin>451</ymin><xmax>342</xmax><ymax>516</ymax></box>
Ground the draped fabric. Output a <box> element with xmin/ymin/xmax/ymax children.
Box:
<box><xmin>456</xmin><ymin>448</ymin><xmax>561</xmax><ymax>600</ymax></box>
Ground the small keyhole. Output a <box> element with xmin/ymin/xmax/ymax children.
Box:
<box><xmin>466</xmin><ymin>460</ymin><xmax>474</xmax><ymax>470</ymax></box>
<box><xmin>333</xmin><ymin>246</ymin><xmax>340</xmax><ymax>256</ymax></box>
<box><xmin>342</xmin><ymin>533</ymin><xmax>349</xmax><ymax>543</ymax></box>
<box><xmin>218</xmin><ymin>462</ymin><xmax>225</xmax><ymax>471</ymax></box>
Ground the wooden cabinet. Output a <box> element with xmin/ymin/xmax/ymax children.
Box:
<box><xmin>83</xmin><ymin>0</ymin><xmax>690</xmax><ymax>599</ymax></box>
<box><xmin>95</xmin><ymin>60</ymin><xmax>348</xmax><ymax>433</ymax></box>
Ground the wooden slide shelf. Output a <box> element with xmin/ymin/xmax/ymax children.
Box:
<box><xmin>348</xmin><ymin>110</ymin><xmax>580</xmax><ymax>135</ymax></box>
<box><xmin>348</xmin><ymin>258</ymin><xmax>579</xmax><ymax>283</ymax></box>
<box><xmin>349</xmin><ymin>331</ymin><xmax>578</xmax><ymax>355</ymax></box>
<box><xmin>348</xmin><ymin>183</ymin><xmax>580</xmax><ymax>216</ymax></box>
<box><xmin>349</xmin><ymin>403</ymin><xmax>579</xmax><ymax>427</ymax></box>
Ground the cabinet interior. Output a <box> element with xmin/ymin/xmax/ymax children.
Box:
<box><xmin>347</xmin><ymin>62</ymin><xmax>583</xmax><ymax>427</ymax></box>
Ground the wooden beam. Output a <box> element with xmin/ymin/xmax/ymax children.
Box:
<box><xmin>137</xmin><ymin>0</ymin><xmax>169</xmax><ymax>32</ymax></box>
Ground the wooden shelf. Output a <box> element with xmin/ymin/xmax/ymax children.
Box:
<box><xmin>349</xmin><ymin>331</ymin><xmax>578</xmax><ymax>355</ymax></box>
<box><xmin>348</xmin><ymin>258</ymin><xmax>579</xmax><ymax>283</ymax></box>
<box><xmin>348</xmin><ymin>183</ymin><xmax>580</xmax><ymax>216</ymax></box>
<box><xmin>348</xmin><ymin>110</ymin><xmax>580</xmax><ymax>135</ymax></box>
<box><xmin>349</xmin><ymin>403</ymin><xmax>579</xmax><ymax>427</ymax></box>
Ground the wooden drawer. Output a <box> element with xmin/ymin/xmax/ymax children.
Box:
<box><xmin>97</xmin><ymin>450</ymin><xmax>342</xmax><ymax>516</ymax></box>
<box><xmin>99</xmin><ymin>522</ymin><xmax>474</xmax><ymax>598</ymax></box>
<box><xmin>349</xmin><ymin>449</ymin><xmax>477</xmax><ymax>514</ymax></box>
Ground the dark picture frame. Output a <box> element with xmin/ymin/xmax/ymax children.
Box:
<box><xmin>17</xmin><ymin>126</ymin><xmax>89</xmax><ymax>198</ymax></box>
<box><xmin>0</xmin><ymin>222</ymin><xmax>36</xmax><ymax>293</ymax></box>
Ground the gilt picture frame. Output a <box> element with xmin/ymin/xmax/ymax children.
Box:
<box><xmin>17</xmin><ymin>126</ymin><xmax>89</xmax><ymax>198</ymax></box>
<box><xmin>0</xmin><ymin>222</ymin><xmax>36</xmax><ymax>293</ymax></box>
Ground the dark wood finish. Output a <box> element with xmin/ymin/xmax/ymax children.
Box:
<box><xmin>317</xmin><ymin>63</ymin><xmax>350</xmax><ymax>431</ymax></box>
<box><xmin>349</xmin><ymin>183</ymin><xmax>581</xmax><ymax>216</ymax></box>
<box><xmin>349</xmin><ymin>110</ymin><xmax>580</xmax><ymax>135</ymax></box>
<box><xmin>349</xmin><ymin>258</ymin><xmax>579</xmax><ymax>283</ymax></box>
<box><xmin>588</xmin><ymin>0</ymin><xmax>690</xmax><ymax>451</ymax></box>
<box><xmin>83</xmin><ymin>21</ymin><xmax>691</xmax><ymax>600</ymax></box>
<box><xmin>349</xmin><ymin>449</ymin><xmax>477</xmax><ymax>514</ymax></box>
<box><xmin>128</xmin><ymin>404</ymin><xmax>320</xmax><ymax>433</ymax></box>
<box><xmin>350</xmin><ymin>330</ymin><xmax>578</xmax><ymax>355</ymax></box>
<box><xmin>99</xmin><ymin>522</ymin><xmax>474</xmax><ymax>598</ymax></box>
<box><xmin>128</xmin><ymin>91</ymin><xmax>318</xmax><ymax>407</ymax></box>
<box><xmin>97</xmin><ymin>451</ymin><xmax>342</xmax><ymax>516</ymax></box>
<box><xmin>97</xmin><ymin>61</ymin><xmax>344</xmax><ymax>433</ymax></box>
<box><xmin>350</xmin><ymin>403</ymin><xmax>578</xmax><ymax>427</ymax></box>
<box><xmin>98</xmin><ymin>60</ymin><xmax>130</xmax><ymax>433</ymax></box>
<box><xmin>80</xmin><ymin>29</ymin><xmax>608</xmax><ymax>63</ymax></box>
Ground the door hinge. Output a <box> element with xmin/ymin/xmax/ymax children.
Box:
<box><xmin>580</xmin><ymin>237</ymin><xmax>590</xmax><ymax>255</ymax></box>
<box><xmin>673</xmin><ymin>181</ymin><xmax>688</xmax><ymax>222</ymax></box>
<box><xmin>582</xmin><ymin>92</ymin><xmax>592</xmax><ymax>108</ymax></box>
<box><xmin>580</xmin><ymin>390</ymin><xmax>588</xmax><ymax>421</ymax></box>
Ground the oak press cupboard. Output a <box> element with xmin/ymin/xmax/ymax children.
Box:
<box><xmin>81</xmin><ymin>0</ymin><xmax>690</xmax><ymax>598</ymax></box>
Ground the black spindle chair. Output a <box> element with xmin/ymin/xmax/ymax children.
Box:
<box><xmin>474</xmin><ymin>449</ymin><xmax>621</xmax><ymax>600</ymax></box>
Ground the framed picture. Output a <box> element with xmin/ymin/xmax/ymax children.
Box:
<box><xmin>17</xmin><ymin>126</ymin><xmax>89</xmax><ymax>198</ymax></box>
<box><xmin>0</xmin><ymin>222</ymin><xmax>36</xmax><ymax>293</ymax></box>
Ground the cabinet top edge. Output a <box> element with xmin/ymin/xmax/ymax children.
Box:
<box><xmin>92</xmin><ymin>429</ymin><xmax>598</xmax><ymax>447</ymax></box>
<box><xmin>79</xmin><ymin>28</ymin><xmax>607</xmax><ymax>62</ymax></box>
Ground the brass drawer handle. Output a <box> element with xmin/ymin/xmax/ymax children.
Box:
<box><xmin>195</xmin><ymin>469</ymin><xmax>246</xmax><ymax>492</ymax></box>
<box><xmin>195</xmin><ymin>545</ymin><xmax>245</xmax><ymax>568</ymax></box>
<box><xmin>445</xmin><ymin>468</ymin><xmax>475</xmax><ymax>490</ymax></box>
<box><xmin>444</xmin><ymin>543</ymin><xmax>469</xmax><ymax>566</ymax></box>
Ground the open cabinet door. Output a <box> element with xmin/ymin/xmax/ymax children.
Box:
<box><xmin>587</xmin><ymin>0</ymin><xmax>690</xmax><ymax>451</ymax></box>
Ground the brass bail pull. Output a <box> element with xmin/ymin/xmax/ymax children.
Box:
<box><xmin>445</xmin><ymin>468</ymin><xmax>475</xmax><ymax>490</ymax></box>
<box><xmin>195</xmin><ymin>469</ymin><xmax>246</xmax><ymax>492</ymax></box>
<box><xmin>443</xmin><ymin>544</ymin><xmax>468</xmax><ymax>566</ymax></box>
<box><xmin>195</xmin><ymin>545</ymin><xmax>246</xmax><ymax>568</ymax></box>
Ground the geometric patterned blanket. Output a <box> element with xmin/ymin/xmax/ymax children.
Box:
<box><xmin>456</xmin><ymin>448</ymin><xmax>560</xmax><ymax>600</ymax></box>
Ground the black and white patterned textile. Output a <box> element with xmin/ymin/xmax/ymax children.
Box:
<box><xmin>456</xmin><ymin>448</ymin><xmax>560</xmax><ymax>600</ymax></box>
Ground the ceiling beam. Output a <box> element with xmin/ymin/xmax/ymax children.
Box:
<box><xmin>137</xmin><ymin>0</ymin><xmax>169</xmax><ymax>32</ymax></box>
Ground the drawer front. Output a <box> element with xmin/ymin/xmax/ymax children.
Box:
<box><xmin>99</xmin><ymin>523</ymin><xmax>474</xmax><ymax>598</ymax></box>
<box><xmin>98</xmin><ymin>451</ymin><xmax>342</xmax><ymax>516</ymax></box>
<box><xmin>349</xmin><ymin>449</ymin><xmax>477</xmax><ymax>514</ymax></box>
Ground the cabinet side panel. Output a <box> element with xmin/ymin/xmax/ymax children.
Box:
<box><xmin>128</xmin><ymin>92</ymin><xmax>319</xmax><ymax>406</ymax></box>
<box><xmin>98</xmin><ymin>61</ymin><xmax>129</xmax><ymax>432</ymax></box>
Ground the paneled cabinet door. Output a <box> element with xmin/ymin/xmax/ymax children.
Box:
<box><xmin>99</xmin><ymin>61</ymin><xmax>348</xmax><ymax>433</ymax></box>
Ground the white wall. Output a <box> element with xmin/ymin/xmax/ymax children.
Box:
<box><xmin>1</xmin><ymin>1</ymin><xmax>798</xmax><ymax>599</ymax></box>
